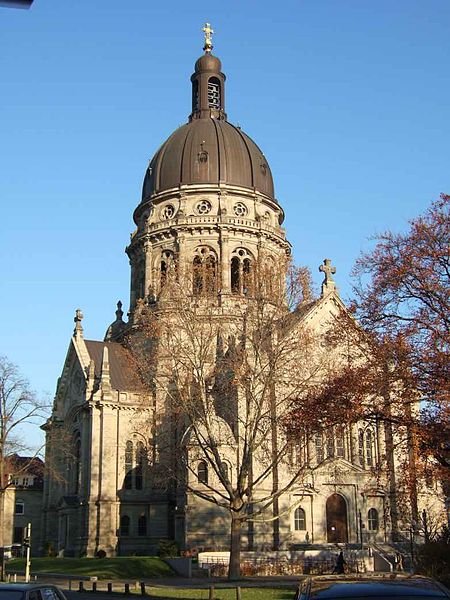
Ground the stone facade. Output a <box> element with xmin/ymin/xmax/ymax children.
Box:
<box><xmin>41</xmin><ymin>38</ymin><xmax>446</xmax><ymax>559</ymax></box>
<box><xmin>2</xmin><ymin>457</ymin><xmax>44</xmax><ymax>557</ymax></box>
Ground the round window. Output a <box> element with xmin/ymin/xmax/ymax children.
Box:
<box><xmin>161</xmin><ymin>205</ymin><xmax>175</xmax><ymax>220</ymax></box>
<box><xmin>233</xmin><ymin>202</ymin><xmax>248</xmax><ymax>217</ymax></box>
<box><xmin>196</xmin><ymin>200</ymin><xmax>212</xmax><ymax>215</ymax></box>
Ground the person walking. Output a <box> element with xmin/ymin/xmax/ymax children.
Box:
<box><xmin>333</xmin><ymin>551</ymin><xmax>347</xmax><ymax>574</ymax></box>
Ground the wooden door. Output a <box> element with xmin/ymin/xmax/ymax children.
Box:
<box><xmin>326</xmin><ymin>493</ymin><xmax>348</xmax><ymax>543</ymax></box>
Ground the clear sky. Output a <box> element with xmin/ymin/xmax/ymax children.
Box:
<box><xmin>1</xmin><ymin>0</ymin><xmax>449</xmax><ymax>447</ymax></box>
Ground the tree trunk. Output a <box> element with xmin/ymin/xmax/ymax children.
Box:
<box><xmin>228</xmin><ymin>512</ymin><xmax>242</xmax><ymax>580</ymax></box>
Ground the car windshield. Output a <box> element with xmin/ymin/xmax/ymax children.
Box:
<box><xmin>0</xmin><ymin>592</ymin><xmax>24</xmax><ymax>600</ymax></box>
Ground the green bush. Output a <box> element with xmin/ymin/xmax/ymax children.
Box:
<box><xmin>157</xmin><ymin>539</ymin><xmax>179</xmax><ymax>558</ymax></box>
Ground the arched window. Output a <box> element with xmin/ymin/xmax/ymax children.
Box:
<box><xmin>366</xmin><ymin>429</ymin><xmax>374</xmax><ymax>467</ymax></box>
<box><xmin>120</xmin><ymin>515</ymin><xmax>130</xmax><ymax>536</ymax></box>
<box><xmin>192</xmin><ymin>247</ymin><xmax>217</xmax><ymax>296</ymax></box>
<box><xmin>231</xmin><ymin>257</ymin><xmax>240</xmax><ymax>293</ymax></box>
<box><xmin>243</xmin><ymin>258</ymin><xmax>252</xmax><ymax>295</ymax></box>
<box><xmin>358</xmin><ymin>429</ymin><xmax>364</xmax><ymax>467</ymax></box>
<box><xmin>124</xmin><ymin>441</ymin><xmax>133</xmax><ymax>489</ymax></box>
<box><xmin>160</xmin><ymin>250</ymin><xmax>175</xmax><ymax>291</ymax></box>
<box><xmin>230</xmin><ymin>248</ymin><xmax>253</xmax><ymax>296</ymax></box>
<box><xmin>220</xmin><ymin>461</ymin><xmax>229</xmax><ymax>483</ymax></box>
<box><xmin>326</xmin><ymin>431</ymin><xmax>335</xmax><ymax>458</ymax></box>
<box><xmin>135</xmin><ymin>441</ymin><xmax>145</xmax><ymax>490</ymax></box>
<box><xmin>336</xmin><ymin>427</ymin><xmax>345</xmax><ymax>458</ymax></box>
<box><xmin>124</xmin><ymin>438</ymin><xmax>147</xmax><ymax>490</ymax></box>
<box><xmin>138</xmin><ymin>515</ymin><xmax>147</xmax><ymax>536</ymax></box>
<box><xmin>368</xmin><ymin>508</ymin><xmax>379</xmax><ymax>531</ymax></box>
<box><xmin>197</xmin><ymin>460</ymin><xmax>208</xmax><ymax>484</ymax></box>
<box><xmin>294</xmin><ymin>507</ymin><xmax>306</xmax><ymax>531</ymax></box>
<box><xmin>208</xmin><ymin>77</ymin><xmax>221</xmax><ymax>109</ymax></box>
<box><xmin>192</xmin><ymin>79</ymin><xmax>199</xmax><ymax>112</ymax></box>
<box><xmin>290</xmin><ymin>429</ymin><xmax>307</xmax><ymax>466</ymax></box>
<box><xmin>315</xmin><ymin>434</ymin><xmax>324</xmax><ymax>464</ymax></box>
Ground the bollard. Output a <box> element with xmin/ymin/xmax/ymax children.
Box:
<box><xmin>209</xmin><ymin>585</ymin><xmax>215</xmax><ymax>600</ymax></box>
<box><xmin>78</xmin><ymin>581</ymin><xmax>84</xmax><ymax>592</ymax></box>
<box><xmin>140</xmin><ymin>582</ymin><xmax>146</xmax><ymax>596</ymax></box>
<box><xmin>107</xmin><ymin>582</ymin><xmax>113</xmax><ymax>593</ymax></box>
<box><xmin>236</xmin><ymin>586</ymin><xmax>241</xmax><ymax>600</ymax></box>
<box><xmin>124</xmin><ymin>583</ymin><xmax>130</xmax><ymax>594</ymax></box>
<box><xmin>92</xmin><ymin>581</ymin><xmax>97</xmax><ymax>592</ymax></box>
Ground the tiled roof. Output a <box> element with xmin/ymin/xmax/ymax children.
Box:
<box><xmin>84</xmin><ymin>340</ymin><xmax>142</xmax><ymax>392</ymax></box>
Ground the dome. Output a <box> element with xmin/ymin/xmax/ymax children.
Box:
<box><xmin>141</xmin><ymin>118</ymin><xmax>275</xmax><ymax>202</ymax></box>
<box><xmin>194</xmin><ymin>53</ymin><xmax>222</xmax><ymax>73</ymax></box>
<box><xmin>140</xmin><ymin>41</ymin><xmax>277</xmax><ymax>205</ymax></box>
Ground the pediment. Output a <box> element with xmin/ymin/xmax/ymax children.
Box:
<box><xmin>315</xmin><ymin>457</ymin><xmax>365</xmax><ymax>478</ymax></box>
<box><xmin>54</xmin><ymin>340</ymin><xmax>87</xmax><ymax>416</ymax></box>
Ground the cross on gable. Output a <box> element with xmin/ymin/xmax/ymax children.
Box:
<box><xmin>319</xmin><ymin>258</ymin><xmax>337</xmax><ymax>297</ymax></box>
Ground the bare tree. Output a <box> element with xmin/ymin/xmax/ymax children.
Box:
<box><xmin>0</xmin><ymin>356</ymin><xmax>48</xmax><ymax>578</ymax></box>
<box><xmin>127</xmin><ymin>259</ymin><xmax>328</xmax><ymax>578</ymax></box>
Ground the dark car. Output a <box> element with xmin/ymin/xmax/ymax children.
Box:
<box><xmin>296</xmin><ymin>575</ymin><xmax>450</xmax><ymax>600</ymax></box>
<box><xmin>0</xmin><ymin>583</ymin><xmax>67</xmax><ymax>600</ymax></box>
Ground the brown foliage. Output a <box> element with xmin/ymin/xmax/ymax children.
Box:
<box><xmin>351</xmin><ymin>194</ymin><xmax>449</xmax><ymax>481</ymax></box>
<box><xmin>353</xmin><ymin>193</ymin><xmax>449</xmax><ymax>404</ymax></box>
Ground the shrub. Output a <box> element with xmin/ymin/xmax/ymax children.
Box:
<box><xmin>416</xmin><ymin>527</ymin><xmax>450</xmax><ymax>587</ymax></box>
<box><xmin>157</xmin><ymin>539</ymin><xmax>179</xmax><ymax>558</ymax></box>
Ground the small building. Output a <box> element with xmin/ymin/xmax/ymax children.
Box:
<box><xmin>2</xmin><ymin>455</ymin><xmax>44</xmax><ymax>557</ymax></box>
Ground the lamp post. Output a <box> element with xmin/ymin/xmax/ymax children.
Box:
<box><xmin>24</xmin><ymin>523</ymin><xmax>31</xmax><ymax>583</ymax></box>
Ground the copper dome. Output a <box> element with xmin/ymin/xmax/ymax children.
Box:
<box><xmin>141</xmin><ymin>118</ymin><xmax>275</xmax><ymax>202</ymax></box>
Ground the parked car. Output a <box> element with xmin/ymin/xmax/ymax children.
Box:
<box><xmin>295</xmin><ymin>575</ymin><xmax>450</xmax><ymax>600</ymax></box>
<box><xmin>0</xmin><ymin>583</ymin><xmax>68</xmax><ymax>600</ymax></box>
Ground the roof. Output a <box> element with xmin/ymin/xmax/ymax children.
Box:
<box><xmin>5</xmin><ymin>455</ymin><xmax>44</xmax><ymax>488</ymax></box>
<box><xmin>84</xmin><ymin>340</ymin><xmax>142</xmax><ymax>392</ymax></box>
<box><xmin>141</xmin><ymin>118</ymin><xmax>275</xmax><ymax>203</ymax></box>
<box><xmin>140</xmin><ymin>50</ymin><xmax>276</xmax><ymax>204</ymax></box>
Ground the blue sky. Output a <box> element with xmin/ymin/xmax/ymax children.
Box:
<box><xmin>1</xmin><ymin>0</ymin><xmax>449</xmax><ymax>447</ymax></box>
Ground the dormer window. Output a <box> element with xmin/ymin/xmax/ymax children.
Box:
<box><xmin>208</xmin><ymin>77</ymin><xmax>220</xmax><ymax>109</ymax></box>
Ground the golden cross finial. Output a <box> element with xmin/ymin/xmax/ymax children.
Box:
<box><xmin>202</xmin><ymin>22</ymin><xmax>214</xmax><ymax>53</ymax></box>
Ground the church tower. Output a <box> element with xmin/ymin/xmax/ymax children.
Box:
<box><xmin>124</xmin><ymin>25</ymin><xmax>290</xmax><ymax>318</ymax></box>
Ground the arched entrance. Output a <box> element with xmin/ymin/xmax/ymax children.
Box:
<box><xmin>326</xmin><ymin>493</ymin><xmax>348</xmax><ymax>543</ymax></box>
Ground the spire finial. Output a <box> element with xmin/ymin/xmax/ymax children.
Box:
<box><xmin>115</xmin><ymin>300</ymin><xmax>123</xmax><ymax>321</ymax></box>
<box><xmin>202</xmin><ymin>22</ymin><xmax>214</xmax><ymax>53</ymax></box>
<box><xmin>319</xmin><ymin>258</ymin><xmax>337</xmax><ymax>297</ymax></box>
<box><xmin>73</xmin><ymin>308</ymin><xmax>84</xmax><ymax>337</ymax></box>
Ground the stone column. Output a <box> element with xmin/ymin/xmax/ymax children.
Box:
<box><xmin>144</xmin><ymin>242</ymin><xmax>153</xmax><ymax>297</ymax></box>
<box><xmin>220</xmin><ymin>233</ymin><xmax>230</xmax><ymax>294</ymax></box>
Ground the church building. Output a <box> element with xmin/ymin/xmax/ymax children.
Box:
<box><xmin>41</xmin><ymin>26</ymin><xmax>444</xmax><ymax>560</ymax></box>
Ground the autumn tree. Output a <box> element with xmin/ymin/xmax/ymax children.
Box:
<box><xmin>353</xmin><ymin>194</ymin><xmax>449</xmax><ymax>481</ymax></box>
<box><xmin>0</xmin><ymin>356</ymin><xmax>48</xmax><ymax>578</ymax></box>
<box><xmin>127</xmin><ymin>260</ymin><xmax>326</xmax><ymax>579</ymax></box>
<box><xmin>288</xmin><ymin>195</ymin><xmax>450</xmax><ymax>536</ymax></box>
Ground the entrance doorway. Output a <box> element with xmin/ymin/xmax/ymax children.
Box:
<box><xmin>326</xmin><ymin>493</ymin><xmax>348</xmax><ymax>543</ymax></box>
